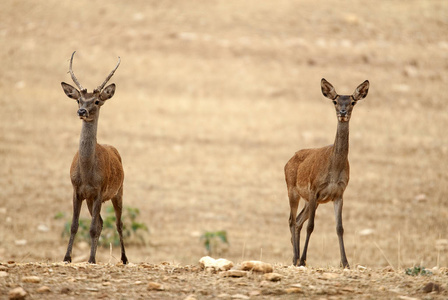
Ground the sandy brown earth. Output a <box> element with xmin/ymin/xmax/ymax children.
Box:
<box><xmin>1</xmin><ymin>262</ymin><xmax>447</xmax><ymax>299</ymax></box>
<box><xmin>1</xmin><ymin>0</ymin><xmax>448</xmax><ymax>298</ymax></box>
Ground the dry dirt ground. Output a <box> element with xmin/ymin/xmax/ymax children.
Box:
<box><xmin>1</xmin><ymin>0</ymin><xmax>448</xmax><ymax>299</ymax></box>
<box><xmin>1</xmin><ymin>262</ymin><xmax>447</xmax><ymax>300</ymax></box>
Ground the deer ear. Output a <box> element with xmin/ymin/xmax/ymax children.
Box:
<box><xmin>321</xmin><ymin>78</ymin><xmax>338</xmax><ymax>100</ymax></box>
<box><xmin>99</xmin><ymin>84</ymin><xmax>116</xmax><ymax>101</ymax></box>
<box><xmin>352</xmin><ymin>80</ymin><xmax>369</xmax><ymax>101</ymax></box>
<box><xmin>61</xmin><ymin>82</ymin><xmax>80</xmax><ymax>99</ymax></box>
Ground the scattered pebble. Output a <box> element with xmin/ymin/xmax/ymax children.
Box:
<box><xmin>217</xmin><ymin>293</ymin><xmax>230</xmax><ymax>298</ymax></box>
<box><xmin>36</xmin><ymin>286</ymin><xmax>51</xmax><ymax>293</ymax></box>
<box><xmin>414</xmin><ymin>194</ymin><xmax>427</xmax><ymax>202</ymax></box>
<box><xmin>320</xmin><ymin>272</ymin><xmax>339</xmax><ymax>280</ymax></box>
<box><xmin>249</xmin><ymin>290</ymin><xmax>261</xmax><ymax>297</ymax></box>
<box><xmin>259</xmin><ymin>280</ymin><xmax>270</xmax><ymax>287</ymax></box>
<box><xmin>14</xmin><ymin>240</ymin><xmax>27</xmax><ymax>246</ymax></box>
<box><xmin>285</xmin><ymin>287</ymin><xmax>303</xmax><ymax>294</ymax></box>
<box><xmin>231</xmin><ymin>294</ymin><xmax>249</xmax><ymax>299</ymax></box>
<box><xmin>241</xmin><ymin>261</ymin><xmax>273</xmax><ymax>273</ymax></box>
<box><xmin>8</xmin><ymin>287</ymin><xmax>27</xmax><ymax>300</ymax></box>
<box><xmin>22</xmin><ymin>275</ymin><xmax>41</xmax><ymax>283</ymax></box>
<box><xmin>263</xmin><ymin>272</ymin><xmax>282</xmax><ymax>282</ymax></box>
<box><xmin>261</xmin><ymin>288</ymin><xmax>286</xmax><ymax>295</ymax></box>
<box><xmin>422</xmin><ymin>282</ymin><xmax>442</xmax><ymax>293</ymax></box>
<box><xmin>398</xmin><ymin>296</ymin><xmax>418</xmax><ymax>300</ymax></box>
<box><xmin>382</xmin><ymin>266</ymin><xmax>394</xmax><ymax>272</ymax></box>
<box><xmin>222</xmin><ymin>270</ymin><xmax>247</xmax><ymax>278</ymax></box>
<box><xmin>359</xmin><ymin>228</ymin><xmax>374</xmax><ymax>236</ymax></box>
<box><xmin>37</xmin><ymin>224</ymin><xmax>49</xmax><ymax>232</ymax></box>
<box><xmin>0</xmin><ymin>271</ymin><xmax>8</xmax><ymax>277</ymax></box>
<box><xmin>342</xmin><ymin>286</ymin><xmax>355</xmax><ymax>292</ymax></box>
<box><xmin>7</xmin><ymin>261</ymin><xmax>16</xmax><ymax>267</ymax></box>
<box><xmin>147</xmin><ymin>282</ymin><xmax>165</xmax><ymax>291</ymax></box>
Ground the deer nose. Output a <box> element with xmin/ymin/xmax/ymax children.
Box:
<box><xmin>77</xmin><ymin>108</ymin><xmax>87</xmax><ymax>117</ymax></box>
<box><xmin>340</xmin><ymin>109</ymin><xmax>347</xmax><ymax>117</ymax></box>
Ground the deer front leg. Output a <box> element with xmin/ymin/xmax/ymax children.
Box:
<box><xmin>334</xmin><ymin>198</ymin><xmax>349</xmax><ymax>268</ymax></box>
<box><xmin>64</xmin><ymin>191</ymin><xmax>82</xmax><ymax>263</ymax></box>
<box><xmin>299</xmin><ymin>196</ymin><xmax>317</xmax><ymax>266</ymax></box>
<box><xmin>88</xmin><ymin>195</ymin><xmax>103</xmax><ymax>264</ymax></box>
<box><xmin>294</xmin><ymin>202</ymin><xmax>311</xmax><ymax>262</ymax></box>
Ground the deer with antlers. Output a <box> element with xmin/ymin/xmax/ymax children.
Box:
<box><xmin>285</xmin><ymin>78</ymin><xmax>369</xmax><ymax>268</ymax></box>
<box><xmin>60</xmin><ymin>51</ymin><xmax>128</xmax><ymax>264</ymax></box>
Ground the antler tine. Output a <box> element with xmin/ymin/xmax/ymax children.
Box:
<box><xmin>68</xmin><ymin>51</ymin><xmax>86</xmax><ymax>93</ymax></box>
<box><xmin>95</xmin><ymin>56</ymin><xmax>121</xmax><ymax>93</ymax></box>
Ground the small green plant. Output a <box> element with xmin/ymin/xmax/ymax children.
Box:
<box><xmin>54</xmin><ymin>212</ymin><xmax>65</xmax><ymax>220</ymax></box>
<box><xmin>405</xmin><ymin>266</ymin><xmax>432</xmax><ymax>276</ymax></box>
<box><xmin>61</xmin><ymin>205</ymin><xmax>149</xmax><ymax>247</ymax></box>
<box><xmin>201</xmin><ymin>230</ymin><xmax>229</xmax><ymax>256</ymax></box>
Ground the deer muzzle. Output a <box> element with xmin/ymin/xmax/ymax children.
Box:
<box><xmin>77</xmin><ymin>108</ymin><xmax>88</xmax><ymax>118</ymax></box>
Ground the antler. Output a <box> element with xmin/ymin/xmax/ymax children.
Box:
<box><xmin>94</xmin><ymin>56</ymin><xmax>121</xmax><ymax>93</ymax></box>
<box><xmin>68</xmin><ymin>51</ymin><xmax>86</xmax><ymax>93</ymax></box>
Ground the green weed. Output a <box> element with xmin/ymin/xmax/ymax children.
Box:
<box><xmin>201</xmin><ymin>230</ymin><xmax>229</xmax><ymax>256</ymax></box>
<box><xmin>405</xmin><ymin>266</ymin><xmax>432</xmax><ymax>276</ymax></box>
<box><xmin>60</xmin><ymin>206</ymin><xmax>149</xmax><ymax>247</ymax></box>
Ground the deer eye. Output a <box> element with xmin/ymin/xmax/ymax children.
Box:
<box><xmin>332</xmin><ymin>101</ymin><xmax>337</xmax><ymax>105</ymax></box>
<box><xmin>351</xmin><ymin>101</ymin><xmax>356</xmax><ymax>106</ymax></box>
<box><xmin>95</xmin><ymin>100</ymin><xmax>100</xmax><ymax>105</ymax></box>
<box><xmin>76</xmin><ymin>100</ymin><xmax>80</xmax><ymax>104</ymax></box>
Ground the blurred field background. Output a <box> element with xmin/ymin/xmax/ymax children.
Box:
<box><xmin>0</xmin><ymin>0</ymin><xmax>447</xmax><ymax>269</ymax></box>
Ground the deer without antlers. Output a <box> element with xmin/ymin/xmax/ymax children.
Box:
<box><xmin>60</xmin><ymin>51</ymin><xmax>128</xmax><ymax>264</ymax></box>
<box><xmin>285</xmin><ymin>78</ymin><xmax>369</xmax><ymax>268</ymax></box>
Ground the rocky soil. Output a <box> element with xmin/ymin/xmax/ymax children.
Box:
<box><xmin>1</xmin><ymin>260</ymin><xmax>447</xmax><ymax>299</ymax></box>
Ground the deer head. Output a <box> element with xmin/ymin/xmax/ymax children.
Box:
<box><xmin>321</xmin><ymin>78</ymin><xmax>369</xmax><ymax>122</ymax></box>
<box><xmin>61</xmin><ymin>51</ymin><xmax>120</xmax><ymax>122</ymax></box>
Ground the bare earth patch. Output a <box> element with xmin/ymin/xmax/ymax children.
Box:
<box><xmin>1</xmin><ymin>261</ymin><xmax>447</xmax><ymax>299</ymax></box>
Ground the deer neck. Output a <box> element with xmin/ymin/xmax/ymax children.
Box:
<box><xmin>78</xmin><ymin>113</ymin><xmax>99</xmax><ymax>169</ymax></box>
<box><xmin>329</xmin><ymin>120</ymin><xmax>349</xmax><ymax>173</ymax></box>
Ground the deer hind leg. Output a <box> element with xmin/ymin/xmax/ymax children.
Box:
<box><xmin>299</xmin><ymin>197</ymin><xmax>318</xmax><ymax>266</ymax></box>
<box><xmin>64</xmin><ymin>191</ymin><xmax>82</xmax><ymax>263</ymax></box>
<box><xmin>87</xmin><ymin>196</ymin><xmax>103</xmax><ymax>264</ymax></box>
<box><xmin>334</xmin><ymin>198</ymin><xmax>349</xmax><ymax>268</ymax></box>
<box><xmin>288</xmin><ymin>188</ymin><xmax>300</xmax><ymax>266</ymax></box>
<box><xmin>111</xmin><ymin>186</ymin><xmax>128</xmax><ymax>264</ymax></box>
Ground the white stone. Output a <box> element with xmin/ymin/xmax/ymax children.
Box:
<box><xmin>199</xmin><ymin>256</ymin><xmax>233</xmax><ymax>271</ymax></box>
